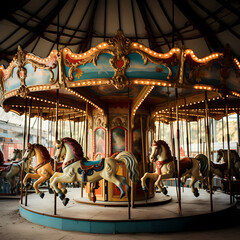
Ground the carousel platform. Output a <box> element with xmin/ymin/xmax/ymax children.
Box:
<box><xmin>19</xmin><ymin>187</ymin><xmax>237</xmax><ymax>233</ymax></box>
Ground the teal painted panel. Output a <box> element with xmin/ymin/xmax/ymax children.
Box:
<box><xmin>25</xmin><ymin>64</ymin><xmax>58</xmax><ymax>86</ymax></box>
<box><xmin>126</xmin><ymin>53</ymin><xmax>170</xmax><ymax>80</ymax></box>
<box><xmin>227</xmin><ymin>66</ymin><xmax>240</xmax><ymax>90</ymax></box>
<box><xmin>186</xmin><ymin>62</ymin><xmax>221</xmax><ymax>87</ymax></box>
<box><xmin>65</xmin><ymin>53</ymin><xmax>114</xmax><ymax>80</ymax></box>
<box><xmin>5</xmin><ymin>68</ymin><xmax>20</xmax><ymax>92</ymax></box>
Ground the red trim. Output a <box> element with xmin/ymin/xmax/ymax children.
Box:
<box><xmin>93</xmin><ymin>127</ymin><xmax>106</xmax><ymax>158</ymax></box>
<box><xmin>109</xmin><ymin>126</ymin><xmax>128</xmax><ymax>156</ymax></box>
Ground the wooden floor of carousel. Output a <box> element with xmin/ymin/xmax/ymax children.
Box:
<box><xmin>19</xmin><ymin>186</ymin><xmax>237</xmax><ymax>233</ymax></box>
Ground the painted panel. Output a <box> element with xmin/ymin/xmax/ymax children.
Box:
<box><xmin>186</xmin><ymin>62</ymin><xmax>221</xmax><ymax>87</ymax></box>
<box><xmin>132</xmin><ymin>128</ymin><xmax>142</xmax><ymax>156</ymax></box>
<box><xmin>25</xmin><ymin>64</ymin><xmax>58</xmax><ymax>86</ymax></box>
<box><xmin>65</xmin><ymin>53</ymin><xmax>114</xmax><ymax>80</ymax></box>
<box><xmin>126</xmin><ymin>53</ymin><xmax>170</xmax><ymax>80</ymax></box>
<box><xmin>227</xmin><ymin>66</ymin><xmax>240</xmax><ymax>90</ymax></box>
<box><xmin>110</xmin><ymin>127</ymin><xmax>127</xmax><ymax>155</ymax></box>
<box><xmin>94</xmin><ymin>127</ymin><xmax>106</xmax><ymax>155</ymax></box>
<box><xmin>4</xmin><ymin>68</ymin><xmax>20</xmax><ymax>92</ymax></box>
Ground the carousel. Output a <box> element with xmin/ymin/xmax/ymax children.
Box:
<box><xmin>0</xmin><ymin>29</ymin><xmax>240</xmax><ymax>233</ymax></box>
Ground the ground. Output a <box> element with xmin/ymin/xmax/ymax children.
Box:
<box><xmin>0</xmin><ymin>197</ymin><xmax>240</xmax><ymax>240</ymax></box>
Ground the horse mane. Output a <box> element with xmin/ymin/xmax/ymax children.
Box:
<box><xmin>0</xmin><ymin>151</ymin><xmax>4</xmax><ymax>163</ymax></box>
<box><xmin>62</xmin><ymin>138</ymin><xmax>83</xmax><ymax>159</ymax></box>
<box><xmin>33</xmin><ymin>144</ymin><xmax>51</xmax><ymax>161</ymax></box>
<box><xmin>231</xmin><ymin>150</ymin><xmax>240</xmax><ymax>160</ymax></box>
<box><xmin>155</xmin><ymin>140</ymin><xmax>173</xmax><ymax>160</ymax></box>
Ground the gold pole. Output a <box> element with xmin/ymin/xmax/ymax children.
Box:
<box><xmin>175</xmin><ymin>88</ymin><xmax>182</xmax><ymax>216</ymax></box>
<box><xmin>225</xmin><ymin>97</ymin><xmax>233</xmax><ymax>203</ymax></box>
<box><xmin>54</xmin><ymin>90</ymin><xmax>59</xmax><ymax>215</ymax></box>
<box><xmin>204</xmin><ymin>91</ymin><xmax>213</xmax><ymax>212</ymax></box>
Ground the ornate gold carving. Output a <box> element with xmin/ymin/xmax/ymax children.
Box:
<box><xmin>17</xmin><ymin>85</ymin><xmax>29</xmax><ymax>98</ymax></box>
<box><xmin>13</xmin><ymin>46</ymin><xmax>58</xmax><ymax>95</ymax></box>
<box><xmin>109</xmin><ymin>114</ymin><xmax>128</xmax><ymax>129</ymax></box>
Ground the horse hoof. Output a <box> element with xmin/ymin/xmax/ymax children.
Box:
<box><xmin>194</xmin><ymin>192</ymin><xmax>200</xmax><ymax>197</ymax></box>
<box><xmin>162</xmin><ymin>187</ymin><xmax>168</xmax><ymax>195</ymax></box>
<box><xmin>25</xmin><ymin>183</ymin><xmax>31</xmax><ymax>189</ymax></box>
<box><xmin>39</xmin><ymin>192</ymin><xmax>45</xmax><ymax>199</ymax></box>
<box><xmin>193</xmin><ymin>189</ymin><xmax>199</xmax><ymax>197</ymax></box>
<box><xmin>62</xmin><ymin>198</ymin><xmax>69</xmax><ymax>206</ymax></box>
<box><xmin>48</xmin><ymin>188</ymin><xmax>54</xmax><ymax>194</ymax></box>
<box><xmin>142</xmin><ymin>186</ymin><xmax>149</xmax><ymax>192</ymax></box>
<box><xmin>59</xmin><ymin>192</ymin><xmax>65</xmax><ymax>200</ymax></box>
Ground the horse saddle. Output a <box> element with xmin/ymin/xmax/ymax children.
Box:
<box><xmin>78</xmin><ymin>158</ymin><xmax>105</xmax><ymax>181</ymax></box>
<box><xmin>177</xmin><ymin>157</ymin><xmax>193</xmax><ymax>176</ymax></box>
<box><xmin>50</xmin><ymin>159</ymin><xmax>63</xmax><ymax>172</ymax></box>
<box><xmin>0</xmin><ymin>162</ymin><xmax>12</xmax><ymax>174</ymax></box>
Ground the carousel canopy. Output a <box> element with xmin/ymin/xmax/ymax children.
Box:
<box><xmin>0</xmin><ymin>0</ymin><xmax>240</xmax><ymax>123</ymax></box>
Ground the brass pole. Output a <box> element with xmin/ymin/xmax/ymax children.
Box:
<box><xmin>175</xmin><ymin>88</ymin><xmax>182</xmax><ymax>216</ymax></box>
<box><xmin>20</xmin><ymin>99</ymin><xmax>28</xmax><ymax>204</ymax></box>
<box><xmin>225</xmin><ymin>97</ymin><xmax>233</xmax><ymax>203</ymax></box>
<box><xmin>54</xmin><ymin>90</ymin><xmax>59</xmax><ymax>215</ymax></box>
<box><xmin>25</xmin><ymin>100</ymin><xmax>32</xmax><ymax>206</ymax></box>
<box><xmin>140</xmin><ymin>114</ymin><xmax>146</xmax><ymax>174</ymax></box>
<box><xmin>204</xmin><ymin>91</ymin><xmax>213</xmax><ymax>212</ymax></box>
<box><xmin>222</xmin><ymin>117</ymin><xmax>225</xmax><ymax>149</ymax></box>
<box><xmin>69</xmin><ymin>114</ymin><xmax>72</xmax><ymax>138</ymax></box>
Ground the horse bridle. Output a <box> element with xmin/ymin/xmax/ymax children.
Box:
<box><xmin>23</xmin><ymin>145</ymin><xmax>35</xmax><ymax>163</ymax></box>
<box><xmin>151</xmin><ymin>143</ymin><xmax>162</xmax><ymax>162</ymax></box>
<box><xmin>54</xmin><ymin>140</ymin><xmax>64</xmax><ymax>162</ymax></box>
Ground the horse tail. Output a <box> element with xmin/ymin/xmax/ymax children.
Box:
<box><xmin>195</xmin><ymin>154</ymin><xmax>208</xmax><ymax>177</ymax></box>
<box><xmin>114</xmin><ymin>151</ymin><xmax>139</xmax><ymax>182</ymax></box>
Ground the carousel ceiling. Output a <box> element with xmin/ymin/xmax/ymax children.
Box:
<box><xmin>1</xmin><ymin>0</ymin><xmax>240</xmax><ymax>67</ymax></box>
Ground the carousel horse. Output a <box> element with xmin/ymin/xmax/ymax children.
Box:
<box><xmin>9</xmin><ymin>149</ymin><xmax>23</xmax><ymax>161</ymax></box>
<box><xmin>141</xmin><ymin>140</ymin><xmax>207</xmax><ymax>197</ymax></box>
<box><xmin>0</xmin><ymin>149</ymin><xmax>26</xmax><ymax>194</ymax></box>
<box><xmin>22</xmin><ymin>143</ymin><xmax>64</xmax><ymax>198</ymax></box>
<box><xmin>50</xmin><ymin>137</ymin><xmax>139</xmax><ymax>206</ymax></box>
<box><xmin>195</xmin><ymin>154</ymin><xmax>228</xmax><ymax>188</ymax></box>
<box><xmin>216</xmin><ymin>149</ymin><xmax>240</xmax><ymax>179</ymax></box>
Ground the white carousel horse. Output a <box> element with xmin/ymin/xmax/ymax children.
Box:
<box><xmin>50</xmin><ymin>137</ymin><xmax>139</xmax><ymax>206</ymax></box>
<box><xmin>141</xmin><ymin>140</ymin><xmax>206</xmax><ymax>197</ymax></box>
<box><xmin>216</xmin><ymin>149</ymin><xmax>240</xmax><ymax>179</ymax></box>
<box><xmin>0</xmin><ymin>149</ymin><xmax>26</xmax><ymax>194</ymax></box>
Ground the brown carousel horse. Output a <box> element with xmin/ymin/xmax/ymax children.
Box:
<box><xmin>141</xmin><ymin>140</ymin><xmax>207</xmax><ymax>197</ymax></box>
<box><xmin>22</xmin><ymin>143</ymin><xmax>64</xmax><ymax>198</ymax></box>
<box><xmin>216</xmin><ymin>149</ymin><xmax>240</xmax><ymax>179</ymax></box>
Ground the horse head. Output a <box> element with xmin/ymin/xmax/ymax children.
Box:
<box><xmin>22</xmin><ymin>143</ymin><xmax>35</xmax><ymax>163</ymax></box>
<box><xmin>10</xmin><ymin>149</ymin><xmax>23</xmax><ymax>161</ymax></box>
<box><xmin>149</xmin><ymin>140</ymin><xmax>161</xmax><ymax>163</ymax></box>
<box><xmin>216</xmin><ymin>149</ymin><xmax>223</xmax><ymax>162</ymax></box>
<box><xmin>54</xmin><ymin>140</ymin><xmax>65</xmax><ymax>162</ymax></box>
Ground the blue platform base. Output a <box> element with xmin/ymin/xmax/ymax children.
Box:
<box><xmin>19</xmin><ymin>187</ymin><xmax>237</xmax><ymax>234</ymax></box>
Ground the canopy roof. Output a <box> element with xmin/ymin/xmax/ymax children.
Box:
<box><xmin>0</xmin><ymin>1</ymin><xmax>240</xmax><ymax>123</ymax></box>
